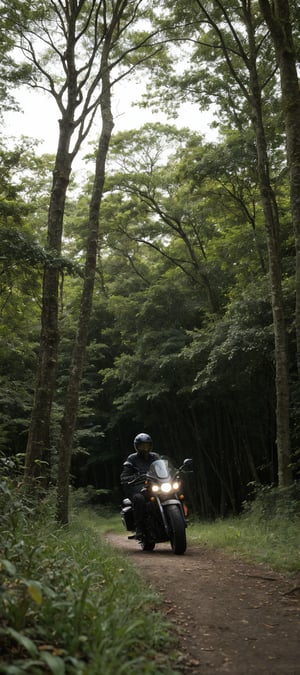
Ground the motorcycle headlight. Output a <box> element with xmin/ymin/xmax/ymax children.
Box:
<box><xmin>161</xmin><ymin>482</ymin><xmax>172</xmax><ymax>493</ymax></box>
<box><xmin>172</xmin><ymin>481</ymin><xmax>181</xmax><ymax>490</ymax></box>
<box><xmin>151</xmin><ymin>484</ymin><xmax>159</xmax><ymax>492</ymax></box>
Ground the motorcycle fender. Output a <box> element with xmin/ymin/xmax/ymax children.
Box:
<box><xmin>162</xmin><ymin>500</ymin><xmax>186</xmax><ymax>527</ymax></box>
<box><xmin>161</xmin><ymin>499</ymin><xmax>182</xmax><ymax>507</ymax></box>
<box><xmin>156</xmin><ymin>498</ymin><xmax>185</xmax><ymax>533</ymax></box>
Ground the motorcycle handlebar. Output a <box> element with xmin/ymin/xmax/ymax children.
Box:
<box><xmin>127</xmin><ymin>473</ymin><xmax>148</xmax><ymax>485</ymax></box>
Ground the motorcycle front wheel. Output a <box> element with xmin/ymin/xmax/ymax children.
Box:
<box><xmin>165</xmin><ymin>504</ymin><xmax>186</xmax><ymax>555</ymax></box>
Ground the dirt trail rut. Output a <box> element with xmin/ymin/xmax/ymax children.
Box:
<box><xmin>105</xmin><ymin>533</ymin><xmax>300</xmax><ymax>674</ymax></box>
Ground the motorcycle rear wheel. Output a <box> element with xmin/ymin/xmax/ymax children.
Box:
<box><xmin>166</xmin><ymin>504</ymin><xmax>186</xmax><ymax>555</ymax></box>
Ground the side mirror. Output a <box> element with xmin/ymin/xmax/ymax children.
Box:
<box><xmin>179</xmin><ymin>458</ymin><xmax>193</xmax><ymax>472</ymax></box>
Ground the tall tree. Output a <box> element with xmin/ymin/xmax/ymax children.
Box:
<box><xmin>5</xmin><ymin>0</ymin><xmax>122</xmax><ymax>491</ymax></box>
<box><xmin>56</xmin><ymin>1</ymin><xmax>165</xmax><ymax>523</ymax></box>
<box><xmin>156</xmin><ymin>0</ymin><xmax>292</xmax><ymax>486</ymax></box>
<box><xmin>259</xmin><ymin>0</ymin><xmax>300</xmax><ymax>377</ymax></box>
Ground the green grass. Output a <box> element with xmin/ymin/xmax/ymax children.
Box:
<box><xmin>1</xmin><ymin>479</ymin><xmax>299</xmax><ymax>674</ymax></box>
<box><xmin>85</xmin><ymin>504</ymin><xmax>300</xmax><ymax>574</ymax></box>
<box><xmin>0</xmin><ymin>484</ymin><xmax>180</xmax><ymax>674</ymax></box>
<box><xmin>77</xmin><ymin>489</ymin><xmax>300</xmax><ymax>575</ymax></box>
<box><xmin>187</xmin><ymin>514</ymin><xmax>300</xmax><ymax>572</ymax></box>
<box><xmin>77</xmin><ymin>486</ymin><xmax>300</xmax><ymax>575</ymax></box>
<box><xmin>80</xmin><ymin>505</ymin><xmax>124</xmax><ymax>535</ymax></box>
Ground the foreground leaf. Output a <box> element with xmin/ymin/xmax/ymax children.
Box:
<box><xmin>40</xmin><ymin>651</ymin><xmax>66</xmax><ymax>675</ymax></box>
<box><xmin>3</xmin><ymin>627</ymin><xmax>38</xmax><ymax>658</ymax></box>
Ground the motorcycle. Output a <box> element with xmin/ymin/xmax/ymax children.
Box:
<box><xmin>121</xmin><ymin>457</ymin><xmax>193</xmax><ymax>555</ymax></box>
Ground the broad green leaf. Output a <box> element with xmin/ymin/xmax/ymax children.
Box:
<box><xmin>5</xmin><ymin>627</ymin><xmax>38</xmax><ymax>657</ymax></box>
<box><xmin>1</xmin><ymin>559</ymin><xmax>16</xmax><ymax>575</ymax></box>
<box><xmin>40</xmin><ymin>651</ymin><xmax>66</xmax><ymax>675</ymax></box>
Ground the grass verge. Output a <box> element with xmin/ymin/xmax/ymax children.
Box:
<box><xmin>187</xmin><ymin>516</ymin><xmax>300</xmax><ymax>572</ymax></box>
<box><xmin>76</xmin><ymin>486</ymin><xmax>300</xmax><ymax>575</ymax></box>
<box><xmin>75</xmin><ymin>487</ymin><xmax>300</xmax><ymax>575</ymax></box>
<box><xmin>1</xmin><ymin>479</ymin><xmax>299</xmax><ymax>674</ymax></box>
<box><xmin>0</xmin><ymin>483</ymin><xmax>179</xmax><ymax>674</ymax></box>
<box><xmin>187</xmin><ymin>484</ymin><xmax>300</xmax><ymax>574</ymax></box>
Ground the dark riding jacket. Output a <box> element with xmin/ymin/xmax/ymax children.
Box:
<box><xmin>120</xmin><ymin>451</ymin><xmax>160</xmax><ymax>497</ymax></box>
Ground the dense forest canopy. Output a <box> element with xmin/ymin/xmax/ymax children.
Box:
<box><xmin>0</xmin><ymin>0</ymin><xmax>300</xmax><ymax>519</ymax></box>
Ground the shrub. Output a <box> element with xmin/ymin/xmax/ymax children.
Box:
<box><xmin>243</xmin><ymin>481</ymin><xmax>300</xmax><ymax>520</ymax></box>
<box><xmin>0</xmin><ymin>463</ymin><xmax>177</xmax><ymax>674</ymax></box>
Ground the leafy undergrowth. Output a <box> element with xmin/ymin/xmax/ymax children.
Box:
<box><xmin>0</xmin><ymin>481</ymin><xmax>179</xmax><ymax>675</ymax></box>
<box><xmin>2</xmin><ymin>479</ymin><xmax>299</xmax><ymax>675</ymax></box>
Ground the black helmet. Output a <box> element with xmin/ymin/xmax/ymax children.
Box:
<box><xmin>134</xmin><ymin>432</ymin><xmax>153</xmax><ymax>455</ymax></box>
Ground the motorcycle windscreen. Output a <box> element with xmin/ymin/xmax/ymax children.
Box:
<box><xmin>148</xmin><ymin>458</ymin><xmax>171</xmax><ymax>479</ymax></box>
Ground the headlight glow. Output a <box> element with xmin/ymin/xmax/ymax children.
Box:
<box><xmin>161</xmin><ymin>482</ymin><xmax>172</xmax><ymax>493</ymax></box>
<box><xmin>172</xmin><ymin>481</ymin><xmax>180</xmax><ymax>490</ymax></box>
<box><xmin>151</xmin><ymin>484</ymin><xmax>159</xmax><ymax>492</ymax></box>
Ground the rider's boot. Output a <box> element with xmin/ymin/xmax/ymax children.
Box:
<box><xmin>135</xmin><ymin>523</ymin><xmax>144</xmax><ymax>540</ymax></box>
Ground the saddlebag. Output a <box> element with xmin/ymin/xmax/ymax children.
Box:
<box><xmin>121</xmin><ymin>499</ymin><xmax>135</xmax><ymax>531</ymax></box>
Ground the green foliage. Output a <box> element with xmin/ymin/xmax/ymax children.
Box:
<box><xmin>0</xmin><ymin>2</ymin><xmax>34</xmax><ymax>114</ymax></box>
<box><xmin>181</xmin><ymin>277</ymin><xmax>274</xmax><ymax>393</ymax></box>
<box><xmin>0</xmin><ymin>227</ymin><xmax>82</xmax><ymax>274</ymax></box>
<box><xmin>1</xmin><ymin>0</ymin><xmax>300</xmax><ymax>519</ymax></box>
<box><xmin>188</xmin><ymin>485</ymin><xmax>300</xmax><ymax>573</ymax></box>
<box><xmin>243</xmin><ymin>482</ymin><xmax>300</xmax><ymax>520</ymax></box>
<box><xmin>55</xmin><ymin>117</ymin><xmax>296</xmax><ymax>512</ymax></box>
<box><xmin>0</xmin><ymin>470</ymin><xmax>178</xmax><ymax>674</ymax></box>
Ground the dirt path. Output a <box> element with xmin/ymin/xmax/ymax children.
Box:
<box><xmin>105</xmin><ymin>533</ymin><xmax>300</xmax><ymax>674</ymax></box>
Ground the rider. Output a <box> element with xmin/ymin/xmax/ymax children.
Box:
<box><xmin>120</xmin><ymin>432</ymin><xmax>160</xmax><ymax>539</ymax></box>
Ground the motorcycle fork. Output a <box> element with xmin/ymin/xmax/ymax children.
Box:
<box><xmin>155</xmin><ymin>496</ymin><xmax>186</xmax><ymax>533</ymax></box>
<box><xmin>154</xmin><ymin>496</ymin><xmax>169</xmax><ymax>534</ymax></box>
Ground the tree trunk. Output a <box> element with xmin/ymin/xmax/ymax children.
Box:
<box><xmin>55</xmin><ymin>0</ymin><xmax>150</xmax><ymax>524</ymax></box>
<box><xmin>259</xmin><ymin>0</ymin><xmax>300</xmax><ymax>376</ymax></box>
<box><xmin>23</xmin><ymin>0</ymin><xmax>95</xmax><ymax>493</ymax></box>
<box><xmin>245</xmin><ymin>12</ymin><xmax>292</xmax><ymax>487</ymax></box>
<box><xmin>192</xmin><ymin>0</ymin><xmax>292</xmax><ymax>487</ymax></box>
<box><xmin>24</xmin><ymin>117</ymin><xmax>74</xmax><ymax>492</ymax></box>
<box><xmin>56</xmin><ymin>68</ymin><xmax>114</xmax><ymax>524</ymax></box>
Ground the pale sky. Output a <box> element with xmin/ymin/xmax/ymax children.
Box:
<box><xmin>4</xmin><ymin>80</ymin><xmax>217</xmax><ymax>173</ymax></box>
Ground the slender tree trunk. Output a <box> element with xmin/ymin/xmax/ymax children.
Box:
<box><xmin>259</xmin><ymin>0</ymin><xmax>300</xmax><ymax>376</ymax></box>
<box><xmin>192</xmin><ymin>0</ymin><xmax>292</xmax><ymax>486</ymax></box>
<box><xmin>53</xmin><ymin>0</ymin><xmax>161</xmax><ymax>522</ymax></box>
<box><xmin>246</xmin><ymin>14</ymin><xmax>292</xmax><ymax>487</ymax></box>
<box><xmin>56</xmin><ymin>68</ymin><xmax>114</xmax><ymax>524</ymax></box>
<box><xmin>23</xmin><ymin>0</ymin><xmax>90</xmax><ymax>493</ymax></box>
<box><xmin>24</xmin><ymin>117</ymin><xmax>74</xmax><ymax>491</ymax></box>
